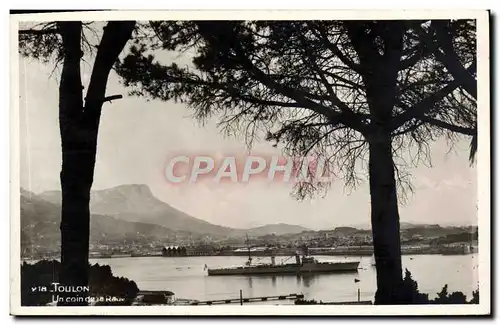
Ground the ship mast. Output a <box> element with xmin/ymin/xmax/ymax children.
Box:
<box><xmin>245</xmin><ymin>233</ymin><xmax>252</xmax><ymax>266</ymax></box>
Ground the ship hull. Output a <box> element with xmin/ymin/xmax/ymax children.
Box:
<box><xmin>207</xmin><ymin>261</ymin><xmax>359</xmax><ymax>276</ymax></box>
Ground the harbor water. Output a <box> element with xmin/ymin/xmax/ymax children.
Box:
<box><xmin>89</xmin><ymin>254</ymin><xmax>479</xmax><ymax>303</ymax></box>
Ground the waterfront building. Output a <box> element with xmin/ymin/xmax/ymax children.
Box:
<box><xmin>161</xmin><ymin>245</ymin><xmax>216</xmax><ymax>257</ymax></box>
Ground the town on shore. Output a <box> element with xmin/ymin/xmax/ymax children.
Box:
<box><xmin>24</xmin><ymin>224</ymin><xmax>478</xmax><ymax>261</ymax></box>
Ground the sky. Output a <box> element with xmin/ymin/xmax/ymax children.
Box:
<box><xmin>18</xmin><ymin>45</ymin><xmax>478</xmax><ymax>230</ymax></box>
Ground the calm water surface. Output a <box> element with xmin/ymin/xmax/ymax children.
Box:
<box><xmin>90</xmin><ymin>254</ymin><xmax>479</xmax><ymax>303</ymax></box>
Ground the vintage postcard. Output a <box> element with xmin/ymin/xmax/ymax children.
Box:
<box><xmin>10</xmin><ymin>10</ymin><xmax>490</xmax><ymax>316</ymax></box>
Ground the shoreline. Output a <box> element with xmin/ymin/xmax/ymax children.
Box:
<box><xmin>23</xmin><ymin>249</ymin><xmax>478</xmax><ymax>262</ymax></box>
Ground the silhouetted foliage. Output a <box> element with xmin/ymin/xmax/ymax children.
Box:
<box><xmin>398</xmin><ymin>269</ymin><xmax>430</xmax><ymax>303</ymax></box>
<box><xmin>471</xmin><ymin>289</ymin><xmax>480</xmax><ymax>304</ymax></box>
<box><xmin>295</xmin><ymin>269</ymin><xmax>479</xmax><ymax>305</ymax></box>
<box><xmin>21</xmin><ymin>260</ymin><xmax>139</xmax><ymax>306</ymax></box>
<box><xmin>295</xmin><ymin>299</ymin><xmax>321</xmax><ymax>305</ymax></box>
<box><xmin>400</xmin><ymin>269</ymin><xmax>479</xmax><ymax>304</ymax></box>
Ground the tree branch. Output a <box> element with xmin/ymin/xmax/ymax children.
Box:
<box><xmin>432</xmin><ymin>23</ymin><xmax>477</xmax><ymax>99</ymax></box>
<box><xmin>391</xmin><ymin>73</ymin><xmax>471</xmax><ymax>131</ymax></box>
<box><xmin>400</xmin><ymin>48</ymin><xmax>428</xmax><ymax>70</ymax></box>
<box><xmin>418</xmin><ymin>115</ymin><xmax>475</xmax><ymax>136</ymax></box>
<box><xmin>242</xmin><ymin>55</ymin><xmax>370</xmax><ymax>134</ymax></box>
<box><xmin>298</xmin><ymin>32</ymin><xmax>368</xmax><ymax>134</ymax></box>
<box><xmin>197</xmin><ymin>24</ymin><xmax>370</xmax><ymax>134</ymax></box>
<box><xmin>103</xmin><ymin>94</ymin><xmax>123</xmax><ymax>103</ymax></box>
<box><xmin>312</xmin><ymin>22</ymin><xmax>362</xmax><ymax>73</ymax></box>
<box><xmin>82</xmin><ymin>21</ymin><xmax>136</xmax><ymax>130</ymax></box>
<box><xmin>19</xmin><ymin>28</ymin><xmax>58</xmax><ymax>35</ymax></box>
<box><xmin>322</xmin><ymin>70</ymin><xmax>364</xmax><ymax>89</ymax></box>
<box><xmin>417</xmin><ymin>21</ymin><xmax>477</xmax><ymax>99</ymax></box>
<box><xmin>392</xmin><ymin>120</ymin><xmax>425</xmax><ymax>136</ymax></box>
<box><xmin>216</xmin><ymin>43</ymin><xmax>365</xmax><ymax>132</ymax></box>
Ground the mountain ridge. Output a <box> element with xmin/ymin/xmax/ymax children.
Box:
<box><xmin>27</xmin><ymin>184</ymin><xmax>475</xmax><ymax>234</ymax></box>
<box><xmin>20</xmin><ymin>185</ymin><xmax>476</xmax><ymax>256</ymax></box>
<box><xmin>28</xmin><ymin>184</ymin><xmax>310</xmax><ymax>237</ymax></box>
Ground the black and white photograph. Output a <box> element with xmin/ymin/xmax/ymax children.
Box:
<box><xmin>9</xmin><ymin>10</ymin><xmax>490</xmax><ymax>316</ymax></box>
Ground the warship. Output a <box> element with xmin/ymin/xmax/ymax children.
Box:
<box><xmin>207</xmin><ymin>238</ymin><xmax>360</xmax><ymax>276</ymax></box>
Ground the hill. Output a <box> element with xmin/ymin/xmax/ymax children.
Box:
<box><xmin>39</xmin><ymin>184</ymin><xmax>308</xmax><ymax>237</ymax></box>
<box><xmin>20</xmin><ymin>189</ymin><xmax>198</xmax><ymax>253</ymax></box>
<box><xmin>22</xmin><ymin>185</ymin><xmax>309</xmax><ymax>251</ymax></box>
<box><xmin>245</xmin><ymin>223</ymin><xmax>309</xmax><ymax>237</ymax></box>
<box><xmin>39</xmin><ymin>184</ymin><xmax>235</xmax><ymax>236</ymax></box>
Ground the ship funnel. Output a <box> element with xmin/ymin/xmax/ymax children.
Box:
<box><xmin>295</xmin><ymin>254</ymin><xmax>301</xmax><ymax>264</ymax></box>
<box><xmin>271</xmin><ymin>256</ymin><xmax>276</xmax><ymax>266</ymax></box>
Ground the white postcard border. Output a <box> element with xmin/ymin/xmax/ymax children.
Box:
<box><xmin>9</xmin><ymin>9</ymin><xmax>491</xmax><ymax>316</ymax></box>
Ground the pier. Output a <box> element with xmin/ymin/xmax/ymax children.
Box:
<box><xmin>190</xmin><ymin>293</ymin><xmax>304</xmax><ymax>305</ymax></box>
<box><xmin>135</xmin><ymin>290</ymin><xmax>374</xmax><ymax>306</ymax></box>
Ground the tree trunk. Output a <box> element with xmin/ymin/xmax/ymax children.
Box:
<box><xmin>368</xmin><ymin>137</ymin><xmax>403</xmax><ymax>304</ymax></box>
<box><xmin>57</xmin><ymin>21</ymin><xmax>135</xmax><ymax>306</ymax></box>
<box><xmin>344</xmin><ymin>21</ymin><xmax>406</xmax><ymax>304</ymax></box>
<box><xmin>57</xmin><ymin>21</ymin><xmax>89</xmax><ymax>306</ymax></box>
<box><xmin>59</xmin><ymin>146</ymin><xmax>96</xmax><ymax>305</ymax></box>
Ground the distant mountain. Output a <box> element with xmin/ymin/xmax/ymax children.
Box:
<box><xmin>344</xmin><ymin>222</ymin><xmax>475</xmax><ymax>231</ymax></box>
<box><xmin>330</xmin><ymin>226</ymin><xmax>360</xmax><ymax>236</ymax></box>
<box><xmin>20</xmin><ymin>189</ymin><xmax>195</xmax><ymax>252</ymax></box>
<box><xmin>32</xmin><ymin>184</ymin><xmax>309</xmax><ymax>238</ymax></box>
<box><xmin>343</xmin><ymin>223</ymin><xmax>371</xmax><ymax>230</ymax></box>
<box><xmin>400</xmin><ymin>222</ymin><xmax>441</xmax><ymax>230</ymax></box>
<box><xmin>245</xmin><ymin>223</ymin><xmax>309</xmax><ymax>237</ymax></box>
<box><xmin>401</xmin><ymin>224</ymin><xmax>476</xmax><ymax>238</ymax></box>
<box><xmin>21</xmin><ymin>189</ymin><xmax>61</xmax><ymax>251</ymax></box>
<box><xmin>39</xmin><ymin>184</ymin><xmax>235</xmax><ymax>236</ymax></box>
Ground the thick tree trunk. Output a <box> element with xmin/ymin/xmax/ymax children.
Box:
<box><xmin>56</xmin><ymin>21</ymin><xmax>136</xmax><ymax>306</ymax></box>
<box><xmin>344</xmin><ymin>21</ymin><xmax>407</xmax><ymax>304</ymax></box>
<box><xmin>59</xmin><ymin>146</ymin><xmax>96</xmax><ymax>305</ymax></box>
<box><xmin>368</xmin><ymin>137</ymin><xmax>403</xmax><ymax>304</ymax></box>
<box><xmin>57</xmin><ymin>21</ymin><xmax>89</xmax><ymax>306</ymax></box>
